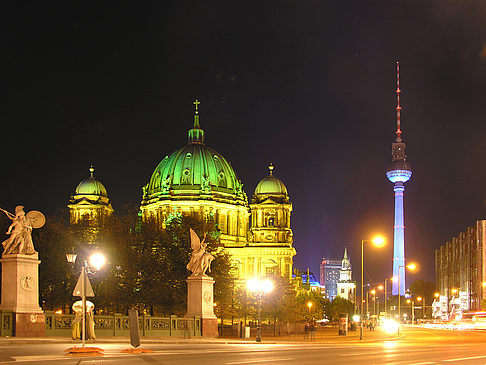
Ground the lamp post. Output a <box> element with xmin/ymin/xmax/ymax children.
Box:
<box><xmin>406</xmin><ymin>299</ymin><xmax>414</xmax><ymax>324</ymax></box>
<box><xmin>66</xmin><ymin>252</ymin><xmax>106</xmax><ymax>348</ymax></box>
<box><xmin>397</xmin><ymin>263</ymin><xmax>417</xmax><ymax>334</ymax></box>
<box><xmin>360</xmin><ymin>235</ymin><xmax>386</xmax><ymax>340</ymax></box>
<box><xmin>417</xmin><ymin>296</ymin><xmax>425</xmax><ymax>319</ymax></box>
<box><xmin>247</xmin><ymin>278</ymin><xmax>273</xmax><ymax>343</ymax></box>
<box><xmin>384</xmin><ymin>278</ymin><xmax>393</xmax><ymax>320</ymax></box>
<box><xmin>376</xmin><ymin>285</ymin><xmax>383</xmax><ymax>318</ymax></box>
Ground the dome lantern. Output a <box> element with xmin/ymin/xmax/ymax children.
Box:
<box><xmin>188</xmin><ymin>99</ymin><xmax>205</xmax><ymax>145</ymax></box>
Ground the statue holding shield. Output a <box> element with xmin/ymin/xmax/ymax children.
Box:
<box><xmin>1</xmin><ymin>205</ymin><xmax>45</xmax><ymax>255</ymax></box>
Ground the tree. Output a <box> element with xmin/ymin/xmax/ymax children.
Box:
<box><xmin>32</xmin><ymin>209</ymin><xmax>236</xmax><ymax>316</ymax></box>
<box><xmin>328</xmin><ymin>296</ymin><xmax>355</xmax><ymax>322</ymax></box>
<box><xmin>408</xmin><ymin>280</ymin><xmax>436</xmax><ymax>306</ymax></box>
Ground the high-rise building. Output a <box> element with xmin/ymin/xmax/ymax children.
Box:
<box><xmin>320</xmin><ymin>258</ymin><xmax>342</xmax><ymax>300</ymax></box>
<box><xmin>435</xmin><ymin>220</ymin><xmax>486</xmax><ymax>314</ymax></box>
<box><xmin>386</xmin><ymin>62</ymin><xmax>412</xmax><ymax>296</ymax></box>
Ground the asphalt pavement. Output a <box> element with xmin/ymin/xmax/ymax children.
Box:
<box><xmin>2</xmin><ymin>326</ymin><xmax>486</xmax><ymax>364</ymax></box>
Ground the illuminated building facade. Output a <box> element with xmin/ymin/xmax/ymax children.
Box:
<box><xmin>337</xmin><ymin>248</ymin><xmax>355</xmax><ymax>301</ymax></box>
<box><xmin>68</xmin><ymin>166</ymin><xmax>113</xmax><ymax>226</ymax></box>
<box><xmin>435</xmin><ymin>220</ymin><xmax>486</xmax><ymax>312</ymax></box>
<box><xmin>139</xmin><ymin>101</ymin><xmax>296</xmax><ymax>281</ymax></box>
<box><xmin>320</xmin><ymin>258</ymin><xmax>341</xmax><ymax>299</ymax></box>
<box><xmin>386</xmin><ymin>62</ymin><xmax>412</xmax><ymax>296</ymax></box>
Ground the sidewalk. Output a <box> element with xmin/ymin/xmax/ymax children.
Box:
<box><xmin>0</xmin><ymin>327</ymin><xmax>402</xmax><ymax>345</ymax></box>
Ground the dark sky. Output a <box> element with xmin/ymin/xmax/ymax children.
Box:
<box><xmin>2</xmin><ymin>1</ymin><xmax>486</xmax><ymax>287</ymax></box>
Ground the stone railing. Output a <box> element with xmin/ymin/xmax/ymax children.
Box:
<box><xmin>44</xmin><ymin>311</ymin><xmax>201</xmax><ymax>337</ymax></box>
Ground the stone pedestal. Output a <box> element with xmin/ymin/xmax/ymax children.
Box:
<box><xmin>0</xmin><ymin>253</ymin><xmax>46</xmax><ymax>337</ymax></box>
<box><xmin>186</xmin><ymin>275</ymin><xmax>218</xmax><ymax>337</ymax></box>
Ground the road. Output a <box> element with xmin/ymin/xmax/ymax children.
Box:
<box><xmin>1</xmin><ymin>327</ymin><xmax>486</xmax><ymax>364</ymax></box>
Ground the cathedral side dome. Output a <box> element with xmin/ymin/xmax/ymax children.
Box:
<box><xmin>72</xmin><ymin>166</ymin><xmax>109</xmax><ymax>203</ymax></box>
<box><xmin>68</xmin><ymin>166</ymin><xmax>113</xmax><ymax>227</ymax></box>
<box><xmin>253</xmin><ymin>164</ymin><xmax>288</xmax><ymax>203</ymax></box>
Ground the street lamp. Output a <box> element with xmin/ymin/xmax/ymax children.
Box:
<box><xmin>406</xmin><ymin>299</ymin><xmax>414</xmax><ymax>324</ymax></box>
<box><xmin>397</xmin><ymin>262</ymin><xmax>417</xmax><ymax>334</ymax></box>
<box><xmin>417</xmin><ymin>297</ymin><xmax>425</xmax><ymax>320</ymax></box>
<box><xmin>307</xmin><ymin>301</ymin><xmax>313</xmax><ymax>318</ymax></box>
<box><xmin>384</xmin><ymin>278</ymin><xmax>393</xmax><ymax>320</ymax></box>
<box><xmin>360</xmin><ymin>235</ymin><xmax>386</xmax><ymax>340</ymax></box>
<box><xmin>247</xmin><ymin>278</ymin><xmax>274</xmax><ymax>343</ymax></box>
<box><xmin>66</xmin><ymin>251</ymin><xmax>106</xmax><ymax>348</ymax></box>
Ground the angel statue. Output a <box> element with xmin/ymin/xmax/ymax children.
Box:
<box><xmin>1</xmin><ymin>205</ymin><xmax>45</xmax><ymax>255</ymax></box>
<box><xmin>186</xmin><ymin>228</ymin><xmax>215</xmax><ymax>277</ymax></box>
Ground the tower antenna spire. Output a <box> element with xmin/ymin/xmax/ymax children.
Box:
<box><xmin>395</xmin><ymin>61</ymin><xmax>402</xmax><ymax>143</ymax></box>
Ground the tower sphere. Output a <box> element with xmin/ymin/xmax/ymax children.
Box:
<box><xmin>386</xmin><ymin>160</ymin><xmax>412</xmax><ymax>183</ymax></box>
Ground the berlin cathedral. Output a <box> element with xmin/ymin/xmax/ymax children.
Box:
<box><xmin>67</xmin><ymin>102</ymin><xmax>296</xmax><ymax>281</ymax></box>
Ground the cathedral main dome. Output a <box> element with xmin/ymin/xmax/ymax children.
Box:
<box><xmin>141</xmin><ymin>107</ymin><xmax>247</xmax><ymax>207</ymax></box>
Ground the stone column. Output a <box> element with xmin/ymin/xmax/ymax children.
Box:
<box><xmin>0</xmin><ymin>253</ymin><xmax>46</xmax><ymax>336</ymax></box>
<box><xmin>186</xmin><ymin>276</ymin><xmax>218</xmax><ymax>337</ymax></box>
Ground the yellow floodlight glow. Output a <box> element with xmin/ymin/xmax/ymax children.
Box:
<box><xmin>417</xmin><ymin>297</ymin><xmax>422</xmax><ymax>302</ymax></box>
<box><xmin>378</xmin><ymin>285</ymin><xmax>384</xmax><ymax>290</ymax></box>
<box><xmin>434</xmin><ymin>292</ymin><xmax>440</xmax><ymax>298</ymax></box>
<box><xmin>247</xmin><ymin>278</ymin><xmax>274</xmax><ymax>294</ymax></box>
<box><xmin>307</xmin><ymin>301</ymin><xmax>313</xmax><ymax>309</ymax></box>
<box><xmin>371</xmin><ymin>235</ymin><xmax>386</xmax><ymax>248</ymax></box>
<box><xmin>406</xmin><ymin>263</ymin><xmax>417</xmax><ymax>271</ymax></box>
<box><xmin>371</xmin><ymin>289</ymin><xmax>376</xmax><ymax>294</ymax></box>
<box><xmin>89</xmin><ymin>252</ymin><xmax>106</xmax><ymax>270</ymax></box>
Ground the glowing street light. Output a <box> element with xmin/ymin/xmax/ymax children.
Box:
<box><xmin>247</xmin><ymin>278</ymin><xmax>274</xmax><ymax>342</ymax></box>
<box><xmin>397</xmin><ymin>262</ymin><xmax>417</xmax><ymax>334</ymax></box>
<box><xmin>66</xmin><ymin>252</ymin><xmax>106</xmax><ymax>348</ymax></box>
<box><xmin>307</xmin><ymin>301</ymin><xmax>313</xmax><ymax>315</ymax></box>
<box><xmin>360</xmin><ymin>234</ymin><xmax>386</xmax><ymax>340</ymax></box>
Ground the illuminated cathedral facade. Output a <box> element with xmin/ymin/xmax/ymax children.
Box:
<box><xmin>68</xmin><ymin>101</ymin><xmax>296</xmax><ymax>281</ymax></box>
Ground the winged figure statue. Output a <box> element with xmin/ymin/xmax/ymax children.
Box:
<box><xmin>1</xmin><ymin>205</ymin><xmax>45</xmax><ymax>255</ymax></box>
<box><xmin>186</xmin><ymin>228</ymin><xmax>214</xmax><ymax>277</ymax></box>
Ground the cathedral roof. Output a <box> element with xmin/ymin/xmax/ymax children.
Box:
<box><xmin>70</xmin><ymin>166</ymin><xmax>110</xmax><ymax>205</ymax></box>
<box><xmin>141</xmin><ymin>101</ymin><xmax>248</xmax><ymax>206</ymax></box>
<box><xmin>253</xmin><ymin>164</ymin><xmax>289</xmax><ymax>203</ymax></box>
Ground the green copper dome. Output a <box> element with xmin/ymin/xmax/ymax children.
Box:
<box><xmin>141</xmin><ymin>104</ymin><xmax>247</xmax><ymax>206</ymax></box>
<box><xmin>74</xmin><ymin>166</ymin><xmax>108</xmax><ymax>198</ymax></box>
<box><xmin>253</xmin><ymin>164</ymin><xmax>288</xmax><ymax>202</ymax></box>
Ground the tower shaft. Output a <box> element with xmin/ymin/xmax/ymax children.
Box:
<box><xmin>392</xmin><ymin>183</ymin><xmax>406</xmax><ymax>296</ymax></box>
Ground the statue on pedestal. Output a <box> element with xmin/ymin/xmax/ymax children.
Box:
<box><xmin>186</xmin><ymin>228</ymin><xmax>214</xmax><ymax>277</ymax></box>
<box><xmin>1</xmin><ymin>206</ymin><xmax>45</xmax><ymax>255</ymax></box>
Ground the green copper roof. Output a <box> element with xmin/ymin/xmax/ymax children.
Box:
<box><xmin>74</xmin><ymin>166</ymin><xmax>109</xmax><ymax>198</ymax></box>
<box><xmin>254</xmin><ymin>163</ymin><xmax>288</xmax><ymax>196</ymax></box>
<box><xmin>141</xmin><ymin>101</ymin><xmax>247</xmax><ymax>206</ymax></box>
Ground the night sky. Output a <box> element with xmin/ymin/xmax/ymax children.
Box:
<box><xmin>2</xmin><ymin>2</ymin><xmax>486</xmax><ymax>286</ymax></box>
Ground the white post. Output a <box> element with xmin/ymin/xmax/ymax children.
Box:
<box><xmin>81</xmin><ymin>265</ymin><xmax>86</xmax><ymax>348</ymax></box>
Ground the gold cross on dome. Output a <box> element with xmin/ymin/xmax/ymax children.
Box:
<box><xmin>193</xmin><ymin>99</ymin><xmax>200</xmax><ymax>113</ymax></box>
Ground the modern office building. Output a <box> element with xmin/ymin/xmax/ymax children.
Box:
<box><xmin>320</xmin><ymin>249</ymin><xmax>354</xmax><ymax>300</ymax></box>
<box><xmin>435</xmin><ymin>220</ymin><xmax>486</xmax><ymax>314</ymax></box>
<box><xmin>320</xmin><ymin>258</ymin><xmax>341</xmax><ymax>299</ymax></box>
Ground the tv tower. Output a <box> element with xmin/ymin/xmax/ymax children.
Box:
<box><xmin>386</xmin><ymin>62</ymin><xmax>412</xmax><ymax>296</ymax></box>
